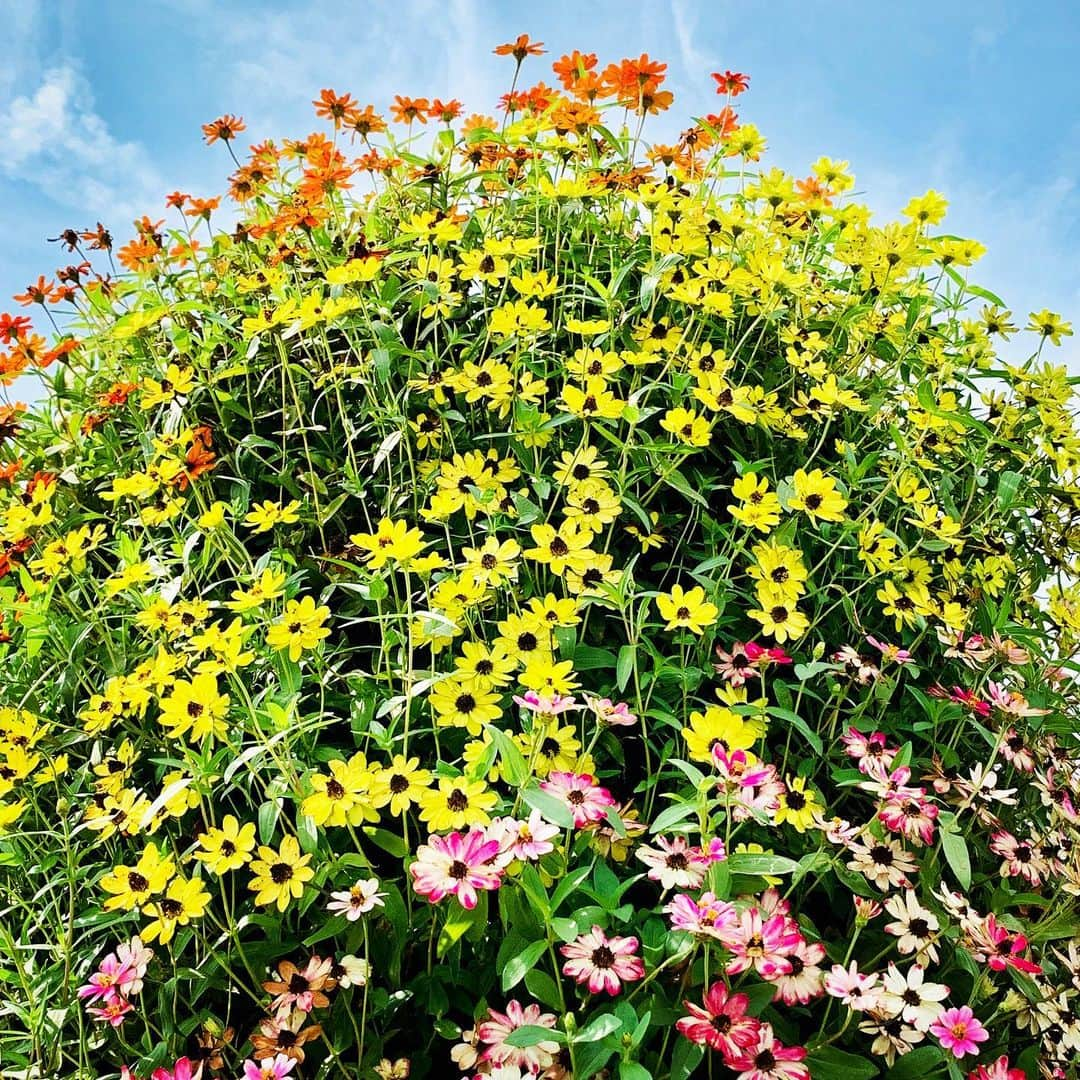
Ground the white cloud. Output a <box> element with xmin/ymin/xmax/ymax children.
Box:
<box><xmin>0</xmin><ymin>65</ymin><xmax>164</xmax><ymax>221</ymax></box>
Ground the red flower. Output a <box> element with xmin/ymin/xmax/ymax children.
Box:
<box><xmin>712</xmin><ymin>70</ymin><xmax>750</xmax><ymax>96</ymax></box>
<box><xmin>676</xmin><ymin>981</ymin><xmax>759</xmax><ymax>1057</ymax></box>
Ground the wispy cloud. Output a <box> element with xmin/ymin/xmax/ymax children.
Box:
<box><xmin>1</xmin><ymin>65</ymin><xmax>164</xmax><ymax>221</ymax></box>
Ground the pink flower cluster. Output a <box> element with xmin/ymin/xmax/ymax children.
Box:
<box><xmin>677</xmin><ymin>982</ymin><xmax>808</xmax><ymax>1080</ymax></box>
<box><xmin>77</xmin><ymin>936</ymin><xmax>153</xmax><ymax>1027</ymax></box>
<box><xmin>410</xmin><ymin>811</ymin><xmax>561</xmax><ymax>909</ymax></box>
<box><xmin>452</xmin><ymin>998</ymin><xmax>561</xmax><ymax>1076</ymax></box>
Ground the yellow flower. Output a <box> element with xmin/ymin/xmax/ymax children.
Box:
<box><xmin>141</xmin><ymin>363</ymin><xmax>195</xmax><ymax>409</ymax></box>
<box><xmin>1027</xmin><ymin>309</ymin><xmax>1073</xmax><ymax>346</ymax></box>
<box><xmin>370</xmin><ymin>756</ymin><xmax>432</xmax><ymax>816</ymax></box>
<box><xmin>418</xmin><ymin>776</ymin><xmax>498</xmax><ymax>831</ymax></box>
<box><xmin>350</xmin><ymin>518</ymin><xmax>427</xmax><ymax>570</ymax></box>
<box><xmin>141</xmin><ymin>877</ymin><xmax>211</xmax><ymax>944</ymax></box>
<box><xmin>302</xmin><ymin>753</ymin><xmax>378</xmax><ymax>827</ymax></box>
<box><xmin>902</xmin><ymin>190</ymin><xmax>948</xmax><ymax>227</ymax></box>
<box><xmin>748</xmin><ymin>599</ymin><xmax>809</xmax><ymax>643</ymax></box>
<box><xmin>157</xmin><ymin>674</ymin><xmax>230</xmax><ymax>743</ymax></box>
<box><xmin>524</xmin><ymin>522</ymin><xmax>595</xmax><ymax>577</ymax></box>
<box><xmin>248</xmin><ymin>835</ymin><xmax>315</xmax><ymax>911</ymax></box>
<box><xmin>267</xmin><ymin>595</ymin><xmax>331</xmax><ymax>661</ymax></box>
<box><xmin>683</xmin><ymin>706</ymin><xmax>754</xmax><ymax>762</ymax></box>
<box><xmin>774</xmin><ymin>777</ymin><xmax>822</xmax><ymax>833</ymax></box>
<box><xmin>788</xmin><ymin>468</ymin><xmax>847</xmax><ymax>523</ymax></box>
<box><xmin>196</xmin><ymin>815</ymin><xmax>257</xmax><ymax>874</ymax></box>
<box><xmin>198</xmin><ymin>501</ymin><xmax>229</xmax><ymax>530</ymax></box>
<box><xmin>660</xmin><ymin>407</ymin><xmax>711</xmax><ymax>448</ymax></box>
<box><xmin>656</xmin><ymin>584</ymin><xmax>718</xmax><ymax>635</ymax></box>
<box><xmin>244</xmin><ymin>499</ymin><xmax>301</xmax><ymax>533</ymax></box>
<box><xmin>728</xmin><ymin>473</ymin><xmax>782</xmax><ymax>533</ymax></box>
<box><xmin>225</xmin><ymin>567</ymin><xmax>288</xmax><ymax>612</ymax></box>
<box><xmin>429</xmin><ymin>676</ymin><xmax>503</xmax><ymax>736</ymax></box>
<box><xmin>101</xmin><ymin>843</ymin><xmax>175</xmax><ymax>911</ymax></box>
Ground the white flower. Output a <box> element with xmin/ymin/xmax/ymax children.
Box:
<box><xmin>327</xmin><ymin>878</ymin><xmax>386</xmax><ymax>921</ymax></box>
<box><xmin>336</xmin><ymin>955</ymin><xmax>371</xmax><ymax>989</ymax></box>
<box><xmin>879</xmin><ymin>963</ymin><xmax>948</xmax><ymax>1031</ymax></box>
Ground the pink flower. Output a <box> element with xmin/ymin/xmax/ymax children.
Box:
<box><xmin>476</xmin><ymin>999</ymin><xmax>560</xmax><ymax>1073</ymax></box>
<box><xmin>151</xmin><ymin>1059</ymin><xmax>201</xmax><ymax>1080</ymax></box>
<box><xmin>87</xmin><ymin>998</ymin><xmax>134</xmax><ymax>1027</ymax></box>
<box><xmin>726</xmin><ymin>1023</ymin><xmax>809</xmax><ymax>1080</ymax></box>
<box><xmin>586</xmin><ymin>695</ymin><xmax>637</xmax><ymax>727</ymax></box>
<box><xmin>966</xmin><ymin>914</ymin><xmax>1042</xmax><ymax>975</ymax></box>
<box><xmin>744</xmin><ymin>641</ymin><xmax>792</xmax><ymax>668</ymax></box>
<box><xmin>878</xmin><ymin>791</ymin><xmax>938</xmax><ymax>846</ymax></box>
<box><xmin>713</xmin><ymin>642</ymin><xmax>759</xmax><ymax>685</ymax></box>
<box><xmin>930</xmin><ymin>1006</ymin><xmax>988</xmax><ymax>1059</ymax></box>
<box><xmin>560</xmin><ymin>925</ymin><xmax>644</xmax><ymax>995</ymax></box>
<box><xmin>488</xmin><ymin>811</ymin><xmax>560</xmax><ymax>862</ymax></box>
<box><xmin>676</xmin><ymin>981</ymin><xmax>760</xmax><ymax>1056</ymax></box>
<box><xmin>719</xmin><ymin>907</ymin><xmax>801</xmax><ymax>979</ymax></box>
<box><xmin>539</xmin><ymin>771</ymin><xmax>616</xmax><ymax>826</ymax></box>
<box><xmin>841</xmin><ymin>728</ymin><xmax>897</xmax><ymax>774</ymax></box>
<box><xmin>243</xmin><ymin>1055</ymin><xmax>296</xmax><ymax>1080</ymax></box>
<box><xmin>410</xmin><ymin>828</ymin><xmax>504</xmax><ymax>909</ymax></box>
<box><xmin>664</xmin><ymin>891</ymin><xmax>737</xmax><ymax>940</ymax></box>
<box><xmin>866</xmin><ymin>635</ymin><xmax>912</xmax><ymax>664</ymax></box>
<box><xmin>636</xmin><ymin>835</ymin><xmax>712</xmax><ymax>889</ymax></box>
<box><xmin>512</xmin><ymin>690</ymin><xmax>578</xmax><ymax>716</ymax></box>
<box><xmin>823</xmin><ymin>962</ymin><xmax>880</xmax><ymax>1011</ymax></box>
<box><xmin>968</xmin><ymin>1056</ymin><xmax>1026</xmax><ymax>1080</ymax></box>
<box><xmin>771</xmin><ymin>938</ymin><xmax>826</xmax><ymax>1005</ymax></box>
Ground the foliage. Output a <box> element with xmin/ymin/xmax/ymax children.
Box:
<box><xmin>1</xmin><ymin>33</ymin><xmax>1079</xmax><ymax>1080</ymax></box>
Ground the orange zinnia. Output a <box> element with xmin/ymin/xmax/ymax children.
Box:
<box><xmin>201</xmin><ymin>114</ymin><xmax>246</xmax><ymax>144</ymax></box>
<box><xmin>428</xmin><ymin>98</ymin><xmax>463</xmax><ymax>123</ymax></box>
<box><xmin>390</xmin><ymin>96</ymin><xmax>429</xmax><ymax>124</ymax></box>
<box><xmin>313</xmin><ymin>89</ymin><xmax>357</xmax><ymax>127</ymax></box>
<box><xmin>493</xmin><ymin>34</ymin><xmax>545</xmax><ymax>60</ymax></box>
<box><xmin>711</xmin><ymin>70</ymin><xmax>750</xmax><ymax>96</ymax></box>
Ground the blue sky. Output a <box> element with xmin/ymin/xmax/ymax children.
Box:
<box><xmin>3</xmin><ymin>0</ymin><xmax>1078</xmax><ymax>376</ymax></box>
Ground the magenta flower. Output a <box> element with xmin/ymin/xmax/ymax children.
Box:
<box><xmin>930</xmin><ymin>1006</ymin><xmax>989</xmax><ymax>1059</ymax></box>
<box><xmin>243</xmin><ymin>1055</ymin><xmax>296</xmax><ymax>1080</ymax></box>
<box><xmin>719</xmin><ymin>907</ymin><xmax>801</xmax><ymax>979</ymax></box>
<box><xmin>409</xmin><ymin>828</ymin><xmax>504</xmax><ymax>909</ymax></box>
<box><xmin>725</xmin><ymin>1023</ymin><xmax>809</xmax><ymax>1080</ymax></box>
<box><xmin>676</xmin><ymin>981</ymin><xmax>760</xmax><ymax>1056</ymax></box>
<box><xmin>512</xmin><ymin>690</ymin><xmax>578</xmax><ymax>716</ymax></box>
<box><xmin>150</xmin><ymin>1059</ymin><xmax>201</xmax><ymax>1080</ymax></box>
<box><xmin>664</xmin><ymin>891</ymin><xmax>737</xmax><ymax>940</ymax></box>
<box><xmin>968</xmin><ymin>1056</ymin><xmax>1026</xmax><ymax>1080</ymax></box>
<box><xmin>539</xmin><ymin>771</ymin><xmax>616</xmax><ymax>826</ymax></box>
<box><xmin>87</xmin><ymin>998</ymin><xmax>134</xmax><ymax>1027</ymax></box>
<box><xmin>560</xmin><ymin>925</ymin><xmax>644</xmax><ymax>995</ymax></box>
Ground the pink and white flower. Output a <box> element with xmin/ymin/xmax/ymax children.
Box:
<box><xmin>539</xmin><ymin>771</ymin><xmax>616</xmax><ymax>826</ymax></box>
<box><xmin>410</xmin><ymin>828</ymin><xmax>503</xmax><ymax>909</ymax></box>
<box><xmin>585</xmin><ymin>695</ymin><xmax>637</xmax><ymax>727</ymax></box>
<box><xmin>725</xmin><ymin>1023</ymin><xmax>809</xmax><ymax>1080</ymax></box>
<box><xmin>476</xmin><ymin>999</ymin><xmax>560</xmax><ymax>1074</ymax></box>
<box><xmin>664</xmin><ymin>891</ymin><xmax>737</xmax><ymax>940</ymax></box>
<box><xmin>823</xmin><ymin>962</ymin><xmax>880</xmax><ymax>1011</ymax></box>
<box><xmin>560</xmin><ymin>925</ymin><xmax>644</xmax><ymax>996</ymax></box>
<box><xmin>676</xmin><ymin>981</ymin><xmax>760</xmax><ymax>1056</ymax></box>
<box><xmin>243</xmin><ymin>1055</ymin><xmax>296</xmax><ymax>1080</ymax></box>
<box><xmin>488</xmin><ymin>811</ymin><xmax>560</xmax><ymax>862</ymax></box>
<box><xmin>719</xmin><ymin>907</ymin><xmax>801</xmax><ymax>979</ymax></box>
<box><xmin>636</xmin><ymin>835</ymin><xmax>712</xmax><ymax>889</ymax></box>
<box><xmin>327</xmin><ymin>877</ymin><xmax>386</xmax><ymax>920</ymax></box>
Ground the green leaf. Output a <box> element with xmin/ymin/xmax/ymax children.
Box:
<box><xmin>804</xmin><ymin>1045</ymin><xmax>879</xmax><ymax>1079</ymax></box>
<box><xmin>486</xmin><ymin>724</ymin><xmax>530</xmax><ymax>788</ymax></box>
<box><xmin>619</xmin><ymin>1064</ymin><xmax>652</xmax><ymax>1080</ymax></box>
<box><xmin>884</xmin><ymin>1045</ymin><xmax>945</xmax><ymax>1079</ymax></box>
<box><xmin>617</xmin><ymin>644</ymin><xmax>636</xmax><ymax>693</ymax></box>
<box><xmin>575</xmin><ymin>1012</ymin><xmax>622</xmax><ymax>1043</ymax></box>
<box><xmin>525</xmin><ymin>968</ymin><xmax>563</xmax><ymax>1010</ymax></box>
<box><xmin>766</xmin><ymin>706</ymin><xmax>823</xmax><ymax>755</ymax></box>
<box><xmin>502</xmin><ymin>940</ymin><xmax>548</xmax><ymax>991</ymax></box>
<box><xmin>437</xmin><ymin>894</ymin><xmax>485</xmax><ymax>958</ymax></box>
<box><xmin>522</xmin><ymin>784</ymin><xmax>576</xmax><ymax>829</ymax></box>
<box><xmin>996</xmin><ymin>470</ymin><xmax>1023</xmax><ymax>511</ymax></box>
<box><xmin>503</xmin><ymin>1024</ymin><xmax>566</xmax><ymax>1048</ymax></box>
<box><xmin>649</xmin><ymin>800</ymin><xmax>699</xmax><ymax>834</ymax></box>
<box><xmin>940</xmin><ymin>830</ymin><xmax>971</xmax><ymax>889</ymax></box>
<box><xmin>724</xmin><ymin>853</ymin><xmax>800</xmax><ymax>876</ymax></box>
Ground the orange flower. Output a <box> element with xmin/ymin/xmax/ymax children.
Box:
<box><xmin>552</xmin><ymin>50</ymin><xmax>597</xmax><ymax>91</ymax></box>
<box><xmin>603</xmin><ymin>54</ymin><xmax>667</xmax><ymax>99</ymax></box>
<box><xmin>428</xmin><ymin>98</ymin><xmax>463</xmax><ymax>123</ymax></box>
<box><xmin>165</xmin><ymin>191</ymin><xmax>189</xmax><ymax>209</ymax></box>
<box><xmin>493</xmin><ymin>34</ymin><xmax>545</xmax><ymax>60</ymax></box>
<box><xmin>390</xmin><ymin>96</ymin><xmax>429</xmax><ymax>124</ymax></box>
<box><xmin>13</xmin><ymin>277</ymin><xmax>59</xmax><ymax>306</ymax></box>
<box><xmin>79</xmin><ymin>223</ymin><xmax>112</xmax><ymax>251</ymax></box>
<box><xmin>703</xmin><ymin>107</ymin><xmax>739</xmax><ymax>138</ymax></box>
<box><xmin>177</xmin><ymin>426</ymin><xmax>217</xmax><ymax>490</ymax></box>
<box><xmin>313</xmin><ymin>89</ymin><xmax>357</xmax><ymax>127</ymax></box>
<box><xmin>0</xmin><ymin>314</ymin><xmax>32</xmax><ymax>343</ymax></box>
<box><xmin>0</xmin><ymin>459</ymin><xmax>20</xmax><ymax>483</ymax></box>
<box><xmin>185</xmin><ymin>196</ymin><xmax>221</xmax><ymax>218</ymax></box>
<box><xmin>201</xmin><ymin>114</ymin><xmax>246</xmax><ymax>144</ymax></box>
<box><xmin>347</xmin><ymin>105</ymin><xmax>387</xmax><ymax>139</ymax></box>
<box><xmin>711</xmin><ymin>70</ymin><xmax>750</xmax><ymax>96</ymax></box>
<box><xmin>117</xmin><ymin>236</ymin><xmax>161</xmax><ymax>273</ymax></box>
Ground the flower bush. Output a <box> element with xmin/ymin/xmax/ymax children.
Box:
<box><xmin>1</xmin><ymin>33</ymin><xmax>1079</xmax><ymax>1080</ymax></box>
